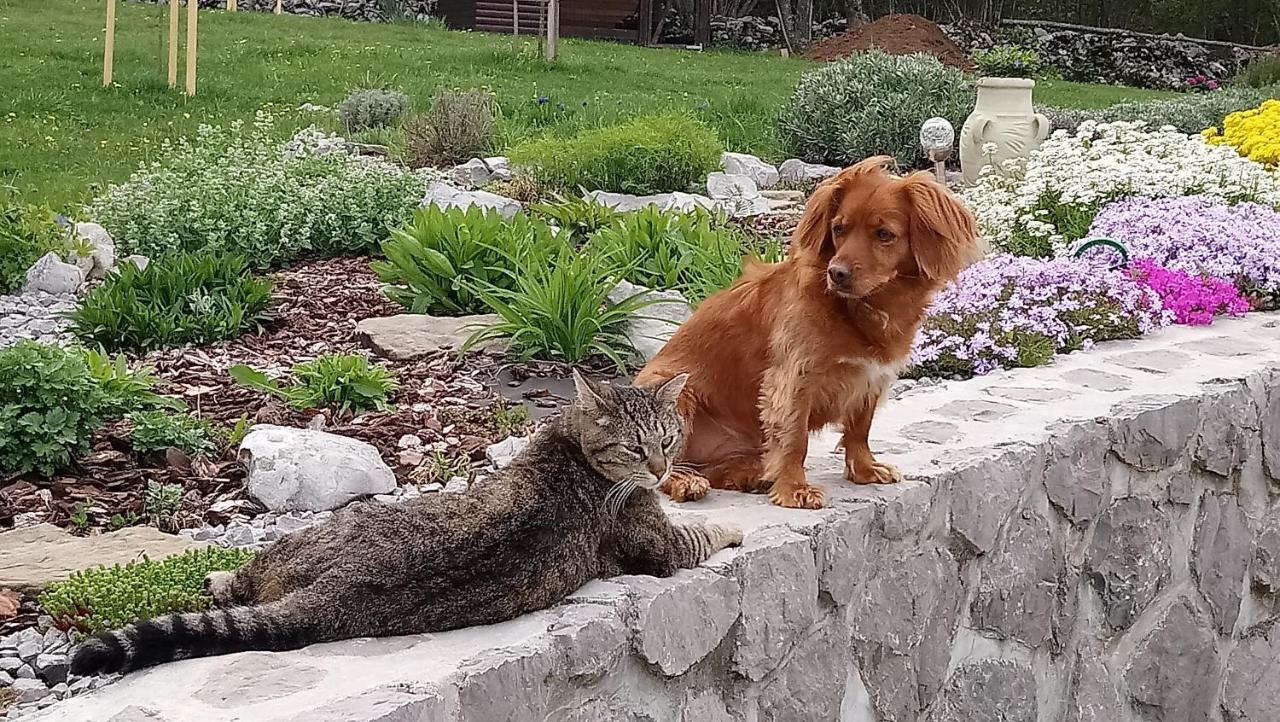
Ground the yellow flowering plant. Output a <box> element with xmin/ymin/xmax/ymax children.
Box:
<box><xmin>1204</xmin><ymin>99</ymin><xmax>1280</xmax><ymax>166</ymax></box>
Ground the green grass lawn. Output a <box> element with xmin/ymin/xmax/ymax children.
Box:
<box><xmin>1</xmin><ymin>0</ymin><xmax>1178</xmax><ymax>211</ymax></box>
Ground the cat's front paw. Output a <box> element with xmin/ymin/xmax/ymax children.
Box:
<box><xmin>707</xmin><ymin>523</ymin><xmax>744</xmax><ymax>549</ymax></box>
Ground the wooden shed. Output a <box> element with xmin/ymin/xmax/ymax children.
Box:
<box><xmin>435</xmin><ymin>0</ymin><xmax>711</xmax><ymax>46</ymax></box>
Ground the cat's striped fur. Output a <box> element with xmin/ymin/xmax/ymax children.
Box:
<box><xmin>69</xmin><ymin>372</ymin><xmax>742</xmax><ymax>676</ymax></box>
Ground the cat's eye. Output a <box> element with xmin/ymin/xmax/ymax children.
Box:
<box><xmin>663</xmin><ymin>436</ymin><xmax>679</xmax><ymax>450</ymax></box>
<box><xmin>626</xmin><ymin>445</ymin><xmax>645</xmax><ymax>459</ymax></box>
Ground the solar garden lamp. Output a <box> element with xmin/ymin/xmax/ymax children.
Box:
<box><xmin>919</xmin><ymin>117</ymin><xmax>955</xmax><ymax>186</ymax></box>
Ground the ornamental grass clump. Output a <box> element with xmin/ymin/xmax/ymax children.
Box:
<box><xmin>39</xmin><ymin>547</ymin><xmax>256</xmax><ymax>635</ymax></box>
<box><xmin>967</xmin><ymin>121</ymin><xmax>1280</xmax><ymax>256</ymax></box>
<box><xmin>1204</xmin><ymin>98</ymin><xmax>1280</xmax><ymax>167</ymax></box>
<box><xmin>88</xmin><ymin>112</ymin><xmax>425</xmax><ymax>266</ymax></box>
<box><xmin>909</xmin><ymin>255</ymin><xmax>1170</xmax><ymax>378</ymax></box>
<box><xmin>1088</xmin><ymin>195</ymin><xmax>1280</xmax><ymax>309</ymax></box>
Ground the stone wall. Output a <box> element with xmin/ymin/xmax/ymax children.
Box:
<box><xmin>29</xmin><ymin>314</ymin><xmax>1280</xmax><ymax>722</ymax></box>
<box><xmin>131</xmin><ymin>0</ymin><xmax>436</xmax><ymax>23</ymax></box>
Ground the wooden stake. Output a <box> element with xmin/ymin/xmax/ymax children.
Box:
<box><xmin>168</xmin><ymin>0</ymin><xmax>180</xmax><ymax>87</ymax></box>
<box><xmin>544</xmin><ymin>0</ymin><xmax>558</xmax><ymax>60</ymax></box>
<box><xmin>185</xmin><ymin>0</ymin><xmax>198</xmax><ymax>96</ymax></box>
<box><xmin>275</xmin><ymin>0</ymin><xmax>283</xmax><ymax>14</ymax></box>
<box><xmin>103</xmin><ymin>0</ymin><xmax>117</xmax><ymax>86</ymax></box>
<box><xmin>228</xmin><ymin>0</ymin><xmax>237</xmax><ymax>10</ymax></box>
<box><xmin>512</xmin><ymin>0</ymin><xmax>518</xmax><ymax>35</ymax></box>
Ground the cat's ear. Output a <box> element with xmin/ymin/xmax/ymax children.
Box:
<box><xmin>655</xmin><ymin>373</ymin><xmax>688</xmax><ymax>408</ymax></box>
<box><xmin>572</xmin><ymin>369</ymin><xmax>612</xmax><ymax>416</ymax></box>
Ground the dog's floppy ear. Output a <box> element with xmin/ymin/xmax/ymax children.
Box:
<box><xmin>904</xmin><ymin>172</ymin><xmax>981</xmax><ymax>282</ymax></box>
<box><xmin>790</xmin><ymin>156</ymin><xmax>894</xmax><ymax>259</ymax></box>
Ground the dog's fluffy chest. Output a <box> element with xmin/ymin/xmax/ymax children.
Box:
<box><xmin>834</xmin><ymin>356</ymin><xmax>907</xmax><ymax>396</ymax></box>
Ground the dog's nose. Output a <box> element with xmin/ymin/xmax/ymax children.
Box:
<box><xmin>827</xmin><ymin>263</ymin><xmax>852</xmax><ymax>288</ymax></box>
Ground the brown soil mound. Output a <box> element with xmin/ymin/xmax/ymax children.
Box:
<box><xmin>805</xmin><ymin>13</ymin><xmax>975</xmax><ymax>70</ymax></box>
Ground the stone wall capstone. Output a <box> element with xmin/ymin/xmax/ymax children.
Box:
<box><xmin>26</xmin><ymin>314</ymin><xmax>1280</xmax><ymax>721</ymax></box>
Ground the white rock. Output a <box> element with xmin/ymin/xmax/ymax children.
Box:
<box><xmin>778</xmin><ymin>159</ymin><xmax>841</xmax><ymax>186</ymax></box>
<box><xmin>22</xmin><ymin>252</ymin><xmax>83</xmax><ymax>295</ymax></box>
<box><xmin>450</xmin><ymin>158</ymin><xmax>497</xmax><ymax>188</ymax></box>
<box><xmin>10</xmin><ymin>677</ymin><xmax>50</xmax><ymax>703</ymax></box>
<box><xmin>586</xmin><ymin>191</ymin><xmax>672</xmax><ymax>213</ymax></box>
<box><xmin>120</xmin><ymin>254</ymin><xmax>149</xmax><ymax>272</ymax></box>
<box><xmin>74</xmin><ymin>222</ymin><xmax>116</xmax><ymax>280</ymax></box>
<box><xmin>421</xmin><ymin>181</ymin><xmax>520</xmax><ymax>219</ymax></box>
<box><xmin>397</xmin><ymin>434</ymin><xmax>424</xmax><ymax>449</ymax></box>
<box><xmin>273</xmin><ymin>514</ymin><xmax>315</xmax><ymax>535</ymax></box>
<box><xmin>721</xmin><ymin>152</ymin><xmax>780</xmax><ymax>189</ymax></box>
<box><xmin>485</xmin><ymin>436</ymin><xmax>529</xmax><ymax>469</ymax></box>
<box><xmin>608</xmin><ymin>280</ymin><xmax>692</xmax><ymax>362</ymax></box>
<box><xmin>221</xmin><ymin>524</ymin><xmax>255</xmax><ymax>548</ymax></box>
<box><xmin>240</xmin><ymin>425</ymin><xmax>396</xmax><ymax>512</ymax></box>
<box><xmin>664</xmin><ymin>192</ymin><xmax>719</xmax><ymax>213</ymax></box>
<box><xmin>443</xmin><ymin>477</ymin><xmax>469</xmax><ymax>494</ymax></box>
<box><xmin>706</xmin><ymin>172</ymin><xmax>759</xmax><ymax>200</ymax></box>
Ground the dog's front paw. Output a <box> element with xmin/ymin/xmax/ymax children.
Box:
<box><xmin>661</xmin><ymin>470</ymin><xmax>711</xmax><ymax>502</ymax></box>
<box><xmin>845</xmin><ymin>460</ymin><xmax>903</xmax><ymax>485</ymax></box>
<box><xmin>707</xmin><ymin>523</ymin><xmax>744</xmax><ymax>548</ymax></box>
<box><xmin>768</xmin><ymin>483</ymin><xmax>826</xmax><ymax>509</ymax></box>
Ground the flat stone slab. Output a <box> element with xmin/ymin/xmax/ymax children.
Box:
<box><xmin>0</xmin><ymin>525</ymin><xmax>206</xmax><ymax>593</ymax></box>
<box><xmin>355</xmin><ymin>313</ymin><xmax>504</xmax><ymax>360</ymax></box>
<box><xmin>25</xmin><ymin>313</ymin><xmax>1280</xmax><ymax>721</ymax></box>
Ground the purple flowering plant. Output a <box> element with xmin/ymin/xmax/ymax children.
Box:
<box><xmin>1088</xmin><ymin>195</ymin><xmax>1280</xmax><ymax>309</ymax></box>
<box><xmin>1129</xmin><ymin>258</ymin><xmax>1249</xmax><ymax>326</ymax></box>
<box><xmin>909</xmin><ymin>254</ymin><xmax>1171</xmax><ymax>378</ymax></box>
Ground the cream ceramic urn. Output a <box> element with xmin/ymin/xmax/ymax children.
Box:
<box><xmin>959</xmin><ymin>77</ymin><xmax>1051</xmax><ymax>184</ymax></box>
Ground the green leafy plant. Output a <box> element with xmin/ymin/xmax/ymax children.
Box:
<box><xmin>463</xmin><ymin>248</ymin><xmax>656</xmax><ymax>368</ymax></box>
<box><xmin>83</xmin><ymin>347</ymin><xmax>182</xmax><ymax>417</ymax></box>
<box><xmin>0</xmin><ymin>197</ymin><xmax>69</xmax><ymax>294</ymax></box>
<box><xmin>974</xmin><ymin>44</ymin><xmax>1043</xmax><ymax>79</ymax></box>
<box><xmin>230</xmin><ymin>353</ymin><xmax>398</xmax><ymax>413</ymax></box>
<box><xmin>404</xmin><ymin>88</ymin><xmax>495</xmax><ymax>167</ymax></box>
<box><xmin>1236</xmin><ymin>55</ymin><xmax>1280</xmax><ymax>89</ymax></box>
<box><xmin>225</xmin><ymin>413</ymin><xmax>252</xmax><ymax>450</ymax></box>
<box><xmin>338</xmin><ymin>88</ymin><xmax>410</xmax><ymax>133</ymax></box>
<box><xmin>530</xmin><ymin>193</ymin><xmax>620</xmax><ymax>242</ymax></box>
<box><xmin>127</xmin><ymin>411</ymin><xmax>221</xmax><ymax>456</ymax></box>
<box><xmin>68</xmin><ymin>502</ymin><xmax>91</xmax><ymax>531</ymax></box>
<box><xmin>510</xmin><ymin>114</ymin><xmax>721</xmax><ymax>195</ymax></box>
<box><xmin>589</xmin><ymin>206</ymin><xmax>762</xmax><ymax>303</ymax></box>
<box><xmin>492</xmin><ymin>399</ymin><xmax>530</xmax><ymax>438</ymax></box>
<box><xmin>777</xmin><ymin>51</ymin><xmax>976</xmax><ymax>166</ymax></box>
<box><xmin>39</xmin><ymin>547</ymin><xmax>256</xmax><ymax>635</ymax></box>
<box><xmin>71</xmin><ymin>251</ymin><xmax>273</xmax><ymax>352</ymax></box>
<box><xmin>409</xmin><ymin>450</ymin><xmax>471</xmax><ymax>485</ymax></box>
<box><xmin>373</xmin><ymin>205</ymin><xmax>564</xmax><ymax>315</ymax></box>
<box><xmin>0</xmin><ymin>341</ymin><xmax>107</xmax><ymax>477</ymax></box>
<box><xmin>107</xmin><ymin>511</ymin><xmax>141</xmax><ymax>531</ymax></box>
<box><xmin>88</xmin><ymin>114</ymin><xmax>425</xmax><ymax>265</ymax></box>
<box><xmin>144</xmin><ymin>480</ymin><xmax>185</xmax><ymax>531</ymax></box>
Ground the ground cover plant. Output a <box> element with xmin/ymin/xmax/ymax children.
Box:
<box><xmin>909</xmin><ymin>255</ymin><xmax>1170</xmax><ymax>377</ymax></box>
<box><xmin>1040</xmin><ymin>85</ymin><xmax>1278</xmax><ymax>135</ymax></box>
<box><xmin>0</xmin><ymin>341</ymin><xmax>108</xmax><ymax>477</ymax></box>
<box><xmin>2</xmin><ymin>0</ymin><xmax>1173</xmax><ymax>210</ymax></box>
<box><xmin>967</xmin><ymin>120</ymin><xmax>1280</xmax><ymax>257</ymax></box>
<box><xmin>511</xmin><ymin>114</ymin><xmax>721</xmax><ymax>195</ymax></box>
<box><xmin>70</xmin><ymin>252</ymin><xmax>273</xmax><ymax>352</ymax></box>
<box><xmin>87</xmin><ymin>115</ymin><xmax>425</xmax><ymax>266</ymax></box>
<box><xmin>1204</xmin><ymin>98</ymin><xmax>1280</xmax><ymax>167</ymax></box>
<box><xmin>38</xmin><ymin>547</ymin><xmax>256</xmax><ymax>634</ymax></box>
<box><xmin>126</xmin><ymin>410</ymin><xmax>223</xmax><ymax>456</ymax></box>
<box><xmin>339</xmin><ymin>88</ymin><xmax>410</xmax><ymax>133</ymax></box>
<box><xmin>230</xmin><ymin>353</ymin><xmax>399</xmax><ymax>413</ymax></box>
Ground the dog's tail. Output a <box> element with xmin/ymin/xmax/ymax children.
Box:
<box><xmin>69</xmin><ymin>599</ymin><xmax>320</xmax><ymax>676</ymax></box>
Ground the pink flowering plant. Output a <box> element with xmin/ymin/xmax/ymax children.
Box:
<box><xmin>1128</xmin><ymin>259</ymin><xmax>1249</xmax><ymax>326</ymax></box>
<box><xmin>1087</xmin><ymin>195</ymin><xmax>1280</xmax><ymax>309</ymax></box>
<box><xmin>909</xmin><ymin>255</ymin><xmax>1171</xmax><ymax>378</ymax></box>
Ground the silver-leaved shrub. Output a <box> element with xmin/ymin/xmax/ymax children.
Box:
<box><xmin>88</xmin><ymin>111</ymin><xmax>428</xmax><ymax>267</ymax></box>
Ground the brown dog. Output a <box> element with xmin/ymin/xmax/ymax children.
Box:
<box><xmin>633</xmin><ymin>156</ymin><xmax>980</xmax><ymax>509</ymax></box>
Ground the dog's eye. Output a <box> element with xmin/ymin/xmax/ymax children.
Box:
<box><xmin>831</xmin><ymin>223</ymin><xmax>844</xmax><ymax>237</ymax></box>
<box><xmin>875</xmin><ymin>228</ymin><xmax>895</xmax><ymax>243</ymax></box>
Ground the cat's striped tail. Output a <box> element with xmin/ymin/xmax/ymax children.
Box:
<box><xmin>68</xmin><ymin>601</ymin><xmax>318</xmax><ymax>676</ymax></box>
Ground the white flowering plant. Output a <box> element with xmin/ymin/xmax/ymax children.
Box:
<box><xmin>88</xmin><ymin>112</ymin><xmax>427</xmax><ymax>267</ymax></box>
<box><xmin>966</xmin><ymin>120</ymin><xmax>1280</xmax><ymax>257</ymax></box>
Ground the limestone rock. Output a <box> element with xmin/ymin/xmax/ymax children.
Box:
<box><xmin>1043</xmin><ymin>421</ymin><xmax>1108</xmax><ymax>527</ymax></box>
<box><xmin>947</xmin><ymin>449</ymin><xmax>1039</xmax><ymax>554</ymax></box>
<box><xmin>1192</xmin><ymin>382</ymin><xmax>1259</xmax><ymax>477</ymax></box>
<box><xmin>1085</xmin><ymin>498</ymin><xmax>1171</xmax><ymax>632</ymax></box>
<box><xmin>1109</xmin><ymin>395</ymin><xmax>1199</xmax><ymax>472</ymax></box>
<box><xmin>925</xmin><ymin>659</ymin><xmax>1037</xmax><ymax>722</ymax></box>
<box><xmin>1222</xmin><ymin>620</ymin><xmax>1280</xmax><ymax>721</ymax></box>
<box><xmin>1060</xmin><ymin>368</ymin><xmax>1131</xmax><ymax>392</ymax></box>
<box><xmin>484</xmin><ymin>436</ymin><xmax>528</xmax><ymax>469</ymax></box>
<box><xmin>705</xmin><ymin>172</ymin><xmax>759</xmax><ymax>200</ymax></box>
<box><xmin>240</xmin><ymin>425</ymin><xmax>396</xmax><ymax>512</ymax></box>
<box><xmin>814</xmin><ymin>504</ymin><xmax>876</xmax><ymax>609</ymax></box>
<box><xmin>1065</xmin><ymin>651</ymin><xmax>1125</xmax><ymax>722</ymax></box>
<box><xmin>1124</xmin><ymin>598</ymin><xmax>1217</xmax><ymax>722</ymax></box>
<box><xmin>730</xmin><ymin>529</ymin><xmax>819</xmax><ymax>681</ymax></box>
<box><xmin>970</xmin><ymin>507</ymin><xmax>1066</xmax><ymax>650</ymax></box>
<box><xmin>623</xmin><ymin>569</ymin><xmax>739</xmax><ymax>676</ymax></box>
<box><xmin>22</xmin><ymin>252</ymin><xmax>83</xmax><ymax>296</ymax></box>
<box><xmin>587</xmin><ymin>190</ymin><xmax>678</xmax><ymax>213</ymax></box>
<box><xmin>421</xmin><ymin>181</ymin><xmax>520</xmax><ymax>219</ymax></box>
<box><xmin>0</xmin><ymin>524</ymin><xmax>205</xmax><ymax>592</ymax></box>
<box><xmin>1265</xmin><ymin>380</ymin><xmax>1280</xmax><ymax>481</ymax></box>
<box><xmin>755</xmin><ymin>620</ymin><xmax>849</xmax><ymax>722</ymax></box>
<box><xmin>721</xmin><ymin>152</ymin><xmax>779</xmax><ymax>189</ymax></box>
<box><xmin>449</xmin><ymin>157</ymin><xmax>509</xmax><ymax>188</ymax></box>
<box><xmin>778</xmin><ymin>159</ymin><xmax>841</xmax><ymax>186</ymax></box>
<box><xmin>1253</xmin><ymin>509</ymin><xmax>1280</xmax><ymax>594</ymax></box>
<box><xmin>355</xmin><ymin>313</ymin><xmax>504</xmax><ymax>360</ymax></box>
<box><xmin>74</xmin><ymin>221</ymin><xmax>116</xmax><ymax>280</ymax></box>
<box><xmin>607</xmin><ymin>280</ymin><xmax>691</xmax><ymax>362</ymax></box>
<box><xmin>1191</xmin><ymin>492</ymin><xmax>1250</xmax><ymax>634</ymax></box>
<box><xmin>120</xmin><ymin>254</ymin><xmax>149</xmax><ymax>272</ymax></box>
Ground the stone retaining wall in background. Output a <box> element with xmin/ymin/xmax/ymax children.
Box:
<box><xmin>30</xmin><ymin>314</ymin><xmax>1280</xmax><ymax>721</ymax></box>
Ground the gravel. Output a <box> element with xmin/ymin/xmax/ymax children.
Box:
<box><xmin>0</xmin><ymin>291</ymin><xmax>77</xmax><ymax>351</ymax></box>
<box><xmin>0</xmin><ymin>620</ymin><xmax>119</xmax><ymax>719</ymax></box>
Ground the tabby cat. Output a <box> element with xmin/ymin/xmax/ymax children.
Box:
<box><xmin>69</xmin><ymin>371</ymin><xmax>742</xmax><ymax>676</ymax></box>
